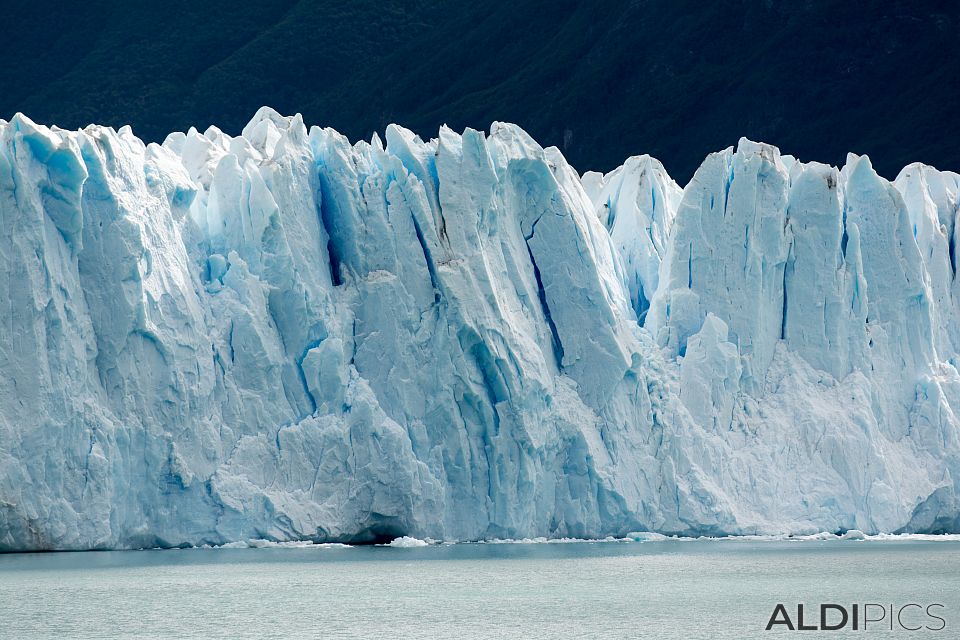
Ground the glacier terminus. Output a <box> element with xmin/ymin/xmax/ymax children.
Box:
<box><xmin>1</xmin><ymin>108</ymin><xmax>959</xmax><ymax>551</ymax></box>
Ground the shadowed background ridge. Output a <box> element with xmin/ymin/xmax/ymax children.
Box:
<box><xmin>2</xmin><ymin>0</ymin><xmax>957</xmax><ymax>182</ymax></box>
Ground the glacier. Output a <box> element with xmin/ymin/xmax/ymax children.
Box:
<box><xmin>1</xmin><ymin>108</ymin><xmax>959</xmax><ymax>551</ymax></box>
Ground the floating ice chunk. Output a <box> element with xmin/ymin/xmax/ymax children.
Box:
<box><xmin>389</xmin><ymin>536</ymin><xmax>430</xmax><ymax>548</ymax></box>
<box><xmin>625</xmin><ymin>532</ymin><xmax>670</xmax><ymax>542</ymax></box>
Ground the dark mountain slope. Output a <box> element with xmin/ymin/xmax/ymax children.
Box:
<box><xmin>2</xmin><ymin>0</ymin><xmax>956</xmax><ymax>181</ymax></box>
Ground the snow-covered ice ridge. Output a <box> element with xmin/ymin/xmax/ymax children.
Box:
<box><xmin>1</xmin><ymin>108</ymin><xmax>959</xmax><ymax>551</ymax></box>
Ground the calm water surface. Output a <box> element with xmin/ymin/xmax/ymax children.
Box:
<box><xmin>1</xmin><ymin>540</ymin><xmax>958</xmax><ymax>639</ymax></box>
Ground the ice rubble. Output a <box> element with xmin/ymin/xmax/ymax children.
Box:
<box><xmin>0</xmin><ymin>108</ymin><xmax>958</xmax><ymax>551</ymax></box>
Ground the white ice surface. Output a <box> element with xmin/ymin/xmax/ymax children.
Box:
<box><xmin>1</xmin><ymin>110</ymin><xmax>959</xmax><ymax>551</ymax></box>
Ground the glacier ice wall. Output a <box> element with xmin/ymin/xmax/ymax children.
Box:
<box><xmin>1</xmin><ymin>108</ymin><xmax>959</xmax><ymax>551</ymax></box>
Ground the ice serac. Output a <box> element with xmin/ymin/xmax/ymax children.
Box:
<box><xmin>584</xmin><ymin>155</ymin><xmax>680</xmax><ymax>323</ymax></box>
<box><xmin>0</xmin><ymin>111</ymin><xmax>959</xmax><ymax>551</ymax></box>
<box><xmin>648</xmin><ymin>139</ymin><xmax>792</xmax><ymax>384</ymax></box>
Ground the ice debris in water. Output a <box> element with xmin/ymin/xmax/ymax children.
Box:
<box><xmin>388</xmin><ymin>536</ymin><xmax>431</xmax><ymax>548</ymax></box>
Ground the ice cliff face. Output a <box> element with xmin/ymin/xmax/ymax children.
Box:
<box><xmin>1</xmin><ymin>108</ymin><xmax>959</xmax><ymax>551</ymax></box>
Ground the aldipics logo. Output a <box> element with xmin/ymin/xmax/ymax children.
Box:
<box><xmin>765</xmin><ymin>604</ymin><xmax>946</xmax><ymax>632</ymax></box>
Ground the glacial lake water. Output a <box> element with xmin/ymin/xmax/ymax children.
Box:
<box><xmin>1</xmin><ymin>539</ymin><xmax>958</xmax><ymax>639</ymax></box>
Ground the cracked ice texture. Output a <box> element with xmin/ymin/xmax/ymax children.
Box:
<box><xmin>0</xmin><ymin>108</ymin><xmax>959</xmax><ymax>551</ymax></box>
